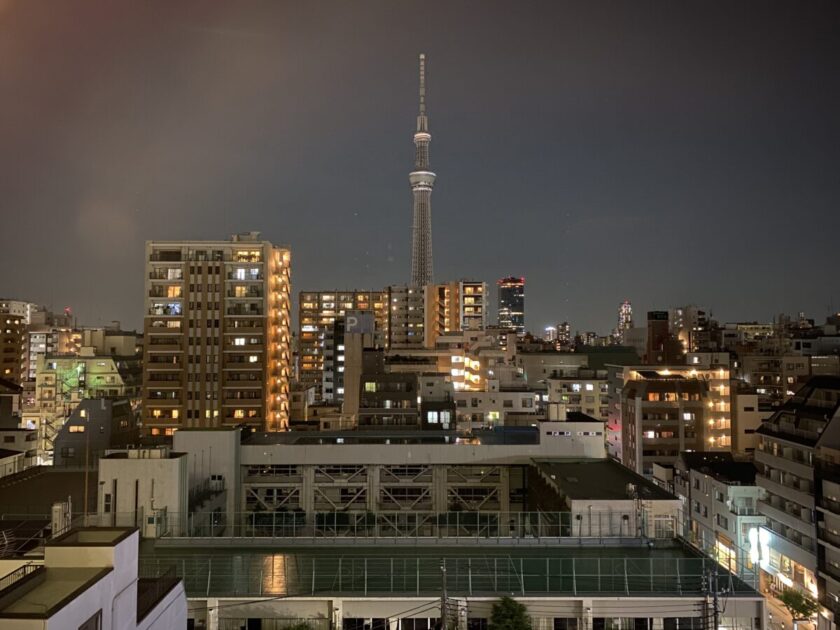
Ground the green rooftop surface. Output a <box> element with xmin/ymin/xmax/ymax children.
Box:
<box><xmin>141</xmin><ymin>542</ymin><xmax>759</xmax><ymax>599</ymax></box>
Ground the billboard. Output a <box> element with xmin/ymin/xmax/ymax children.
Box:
<box><xmin>345</xmin><ymin>310</ymin><xmax>375</xmax><ymax>334</ymax></box>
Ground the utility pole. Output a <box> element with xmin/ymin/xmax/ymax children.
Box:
<box><xmin>440</xmin><ymin>560</ymin><xmax>447</xmax><ymax>630</ymax></box>
<box><xmin>711</xmin><ymin>568</ymin><xmax>721</xmax><ymax>630</ymax></box>
<box><xmin>703</xmin><ymin>567</ymin><xmax>721</xmax><ymax>630</ymax></box>
<box><xmin>83</xmin><ymin>413</ymin><xmax>90</xmax><ymax>526</ymax></box>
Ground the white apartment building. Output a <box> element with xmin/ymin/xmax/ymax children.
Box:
<box><xmin>0</xmin><ymin>528</ymin><xmax>186</xmax><ymax>629</ymax></box>
<box><xmin>547</xmin><ymin>371</ymin><xmax>609</xmax><ymax>422</ymax></box>
<box><xmin>755</xmin><ymin>377</ymin><xmax>840</xmax><ymax>603</ymax></box>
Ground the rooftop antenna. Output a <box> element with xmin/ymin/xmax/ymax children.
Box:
<box><xmin>417</xmin><ymin>53</ymin><xmax>428</xmax><ymax>133</ymax></box>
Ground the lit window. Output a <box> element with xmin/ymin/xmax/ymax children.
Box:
<box><xmin>427</xmin><ymin>411</ymin><xmax>439</xmax><ymax>424</ymax></box>
<box><xmin>234</xmin><ymin>409</ymin><xmax>245</xmax><ymax>419</ymax></box>
<box><xmin>364</xmin><ymin>382</ymin><xmax>376</xmax><ymax>392</ymax></box>
<box><xmin>172</xmin><ymin>410</ymin><xmax>179</xmax><ymax>419</ymax></box>
<box><xmin>234</xmin><ymin>338</ymin><xmax>246</xmax><ymax>346</ymax></box>
<box><xmin>585</xmin><ymin>383</ymin><xmax>594</xmax><ymax>391</ymax></box>
<box><xmin>248</xmin><ymin>355</ymin><xmax>258</xmax><ymax>363</ymax></box>
<box><xmin>69</xmin><ymin>425</ymin><xmax>85</xmax><ymax>433</ymax></box>
<box><xmin>572</xmin><ymin>384</ymin><xmax>581</xmax><ymax>392</ymax></box>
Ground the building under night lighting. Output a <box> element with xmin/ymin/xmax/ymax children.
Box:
<box><xmin>497</xmin><ymin>276</ymin><xmax>525</xmax><ymax>335</ymax></box>
<box><xmin>142</xmin><ymin>232</ymin><xmax>291</xmax><ymax>434</ymax></box>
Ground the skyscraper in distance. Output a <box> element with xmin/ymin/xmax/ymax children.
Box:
<box><xmin>409</xmin><ymin>53</ymin><xmax>435</xmax><ymax>287</ymax></box>
<box><xmin>613</xmin><ymin>299</ymin><xmax>633</xmax><ymax>343</ymax></box>
<box><xmin>497</xmin><ymin>276</ymin><xmax>525</xmax><ymax>335</ymax></box>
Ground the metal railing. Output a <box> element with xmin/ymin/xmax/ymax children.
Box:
<box><xmin>136</xmin><ymin>565</ymin><xmax>180</xmax><ymax>623</ymax></box>
<box><xmin>159</xmin><ymin>510</ymin><xmax>679</xmax><ymax>542</ymax></box>
<box><xmin>0</xmin><ymin>563</ymin><xmax>43</xmax><ymax>596</ymax></box>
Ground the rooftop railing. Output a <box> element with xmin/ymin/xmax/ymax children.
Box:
<box><xmin>159</xmin><ymin>510</ymin><xmax>679</xmax><ymax>543</ymax></box>
<box><xmin>139</xmin><ymin>554</ymin><xmax>757</xmax><ymax>599</ymax></box>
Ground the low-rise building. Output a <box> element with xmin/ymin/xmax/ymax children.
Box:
<box><xmin>0</xmin><ymin>528</ymin><xmax>186</xmax><ymax>629</ymax></box>
<box><xmin>669</xmin><ymin>452</ymin><xmax>765</xmax><ymax>579</ymax></box>
<box><xmin>53</xmin><ymin>398</ymin><xmax>139</xmax><ymax>467</ymax></box>
<box><xmin>96</xmin><ymin>447</ymin><xmax>189</xmax><ymax>538</ymax></box>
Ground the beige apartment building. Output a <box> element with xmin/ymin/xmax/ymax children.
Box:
<box><xmin>143</xmin><ymin>233</ymin><xmax>291</xmax><ymax>434</ymax></box>
<box><xmin>423</xmin><ymin>280</ymin><xmax>487</xmax><ymax>348</ymax></box>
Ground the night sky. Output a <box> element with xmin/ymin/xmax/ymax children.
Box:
<box><xmin>2</xmin><ymin>1</ymin><xmax>839</xmax><ymax>335</ymax></box>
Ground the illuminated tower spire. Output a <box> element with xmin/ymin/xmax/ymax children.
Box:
<box><xmin>410</xmin><ymin>53</ymin><xmax>435</xmax><ymax>287</ymax></box>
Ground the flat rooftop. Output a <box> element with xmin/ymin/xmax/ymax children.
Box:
<box><xmin>0</xmin><ymin>567</ymin><xmax>112</xmax><ymax>617</ymax></box>
<box><xmin>50</xmin><ymin>528</ymin><xmax>136</xmax><ymax>546</ymax></box>
<box><xmin>244</xmin><ymin>426</ymin><xmax>542</xmax><ymax>446</ymax></box>
<box><xmin>141</xmin><ymin>542</ymin><xmax>758</xmax><ymax>598</ymax></box>
<box><xmin>0</xmin><ymin>467</ymin><xmax>97</xmax><ymax>514</ymax></box>
<box><xmin>533</xmin><ymin>459</ymin><xmax>676</xmax><ymax>501</ymax></box>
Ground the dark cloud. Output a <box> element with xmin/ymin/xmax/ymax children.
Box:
<box><xmin>1</xmin><ymin>0</ymin><xmax>839</xmax><ymax>333</ymax></box>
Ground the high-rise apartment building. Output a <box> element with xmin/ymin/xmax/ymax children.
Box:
<box><xmin>387</xmin><ymin>285</ymin><xmax>425</xmax><ymax>349</ymax></box>
<box><xmin>609</xmin><ymin>356</ymin><xmax>733</xmax><ymax>476</ymax></box>
<box><xmin>497</xmin><ymin>276</ymin><xmax>525</xmax><ymax>335</ymax></box>
<box><xmin>409</xmin><ymin>54</ymin><xmax>435</xmax><ymax>287</ymax></box>
<box><xmin>297</xmin><ymin>290</ymin><xmax>389</xmax><ymax>397</ymax></box>
<box><xmin>423</xmin><ymin>280</ymin><xmax>487</xmax><ymax>348</ymax></box>
<box><xmin>142</xmin><ymin>233</ymin><xmax>291</xmax><ymax>433</ymax></box>
<box><xmin>670</xmin><ymin>305</ymin><xmax>712</xmax><ymax>353</ymax></box>
<box><xmin>0</xmin><ymin>300</ymin><xmax>40</xmax><ymax>384</ymax></box>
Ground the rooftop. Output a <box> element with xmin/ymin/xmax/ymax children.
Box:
<box><xmin>0</xmin><ymin>567</ymin><xmax>112</xmax><ymax>617</ymax></box>
<box><xmin>694</xmin><ymin>461</ymin><xmax>757</xmax><ymax>485</ymax></box>
<box><xmin>140</xmin><ymin>542</ymin><xmax>758</xmax><ymax>599</ymax></box>
<box><xmin>679</xmin><ymin>451</ymin><xmax>734</xmax><ymax>471</ymax></box>
<box><xmin>49</xmin><ymin>528</ymin><xmax>137</xmax><ymax>546</ymax></box>
<box><xmin>533</xmin><ymin>459</ymin><xmax>676</xmax><ymax>501</ymax></box>
<box><xmin>0</xmin><ymin>467</ymin><xmax>97</xmax><ymax>514</ymax></box>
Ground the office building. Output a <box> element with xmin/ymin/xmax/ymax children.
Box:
<box><xmin>143</xmin><ymin>232</ymin><xmax>292</xmax><ymax>433</ymax></box>
<box><xmin>497</xmin><ymin>276</ymin><xmax>525</xmax><ymax>335</ymax></box>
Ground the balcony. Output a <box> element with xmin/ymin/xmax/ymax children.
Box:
<box><xmin>227</xmin><ymin>289</ymin><xmax>264</xmax><ymax>299</ymax></box>
<box><xmin>226</xmin><ymin>306</ymin><xmax>264</xmax><ymax>317</ymax></box>
<box><xmin>146</xmin><ymin>341</ymin><xmax>183</xmax><ymax>353</ymax></box>
<box><xmin>819</xmin><ymin>524</ymin><xmax>840</xmax><ymax>550</ymax></box>
<box><xmin>759</xmin><ymin>502</ymin><xmax>815</xmax><ymax>548</ymax></box>
<box><xmin>754</xmin><ymin>448</ymin><xmax>814</xmax><ymax>480</ymax></box>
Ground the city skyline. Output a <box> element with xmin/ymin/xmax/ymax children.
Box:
<box><xmin>1</xmin><ymin>1</ymin><xmax>839</xmax><ymax>333</ymax></box>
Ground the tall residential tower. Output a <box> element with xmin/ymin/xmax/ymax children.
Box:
<box><xmin>409</xmin><ymin>54</ymin><xmax>435</xmax><ymax>287</ymax></box>
<box><xmin>142</xmin><ymin>233</ymin><xmax>292</xmax><ymax>434</ymax></box>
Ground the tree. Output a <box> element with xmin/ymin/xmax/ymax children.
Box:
<box><xmin>489</xmin><ymin>596</ymin><xmax>531</xmax><ymax>630</ymax></box>
<box><xmin>778</xmin><ymin>587</ymin><xmax>820</xmax><ymax>621</ymax></box>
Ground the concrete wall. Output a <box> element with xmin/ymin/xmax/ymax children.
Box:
<box><xmin>97</xmin><ymin>454</ymin><xmax>187</xmax><ymax>536</ymax></box>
